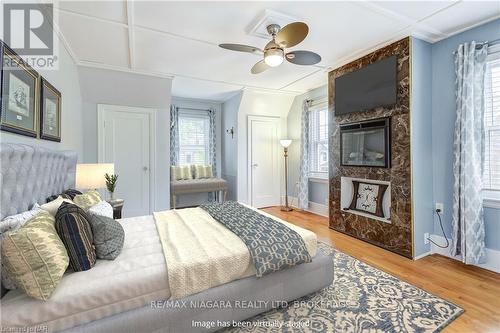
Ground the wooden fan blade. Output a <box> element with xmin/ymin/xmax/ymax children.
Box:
<box><xmin>251</xmin><ymin>60</ymin><xmax>269</xmax><ymax>74</ymax></box>
<box><xmin>275</xmin><ymin>22</ymin><xmax>309</xmax><ymax>48</ymax></box>
<box><xmin>219</xmin><ymin>44</ymin><xmax>263</xmax><ymax>55</ymax></box>
<box><xmin>286</xmin><ymin>51</ymin><xmax>321</xmax><ymax>65</ymax></box>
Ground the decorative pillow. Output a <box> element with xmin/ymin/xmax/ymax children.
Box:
<box><xmin>0</xmin><ymin>203</ymin><xmax>42</xmax><ymax>235</ymax></box>
<box><xmin>88</xmin><ymin>201</ymin><xmax>114</xmax><ymax>219</ymax></box>
<box><xmin>171</xmin><ymin>165</ymin><xmax>193</xmax><ymax>180</ymax></box>
<box><xmin>88</xmin><ymin>214</ymin><xmax>124</xmax><ymax>260</ymax></box>
<box><xmin>0</xmin><ymin>203</ymin><xmax>43</xmax><ymax>290</ymax></box>
<box><xmin>46</xmin><ymin>189</ymin><xmax>83</xmax><ymax>203</ymax></box>
<box><xmin>41</xmin><ymin>196</ymin><xmax>73</xmax><ymax>216</ymax></box>
<box><xmin>73</xmin><ymin>190</ymin><xmax>102</xmax><ymax>210</ymax></box>
<box><xmin>348</xmin><ymin>181</ymin><xmax>388</xmax><ymax>218</ymax></box>
<box><xmin>1</xmin><ymin>211</ymin><xmax>69</xmax><ymax>300</ymax></box>
<box><xmin>194</xmin><ymin>165</ymin><xmax>213</xmax><ymax>179</ymax></box>
<box><xmin>55</xmin><ymin>202</ymin><xmax>96</xmax><ymax>271</ymax></box>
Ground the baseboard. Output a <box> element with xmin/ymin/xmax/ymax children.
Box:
<box><xmin>413</xmin><ymin>251</ymin><xmax>431</xmax><ymax>260</ymax></box>
<box><xmin>284</xmin><ymin>196</ymin><xmax>329</xmax><ymax>217</ymax></box>
<box><xmin>429</xmin><ymin>234</ymin><xmax>500</xmax><ymax>273</ymax></box>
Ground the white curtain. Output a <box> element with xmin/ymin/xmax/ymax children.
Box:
<box><xmin>451</xmin><ymin>41</ymin><xmax>487</xmax><ymax>265</ymax></box>
<box><xmin>298</xmin><ymin>100</ymin><xmax>312</xmax><ymax>210</ymax></box>
<box><xmin>208</xmin><ymin>108</ymin><xmax>217</xmax><ymax>174</ymax></box>
<box><xmin>170</xmin><ymin>104</ymin><xmax>179</xmax><ymax>165</ymax></box>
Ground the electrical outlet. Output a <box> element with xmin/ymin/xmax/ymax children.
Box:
<box><xmin>424</xmin><ymin>233</ymin><xmax>429</xmax><ymax>244</ymax></box>
<box><xmin>435</xmin><ymin>203</ymin><xmax>444</xmax><ymax>213</ymax></box>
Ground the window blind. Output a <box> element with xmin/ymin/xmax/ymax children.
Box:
<box><xmin>308</xmin><ymin>105</ymin><xmax>328</xmax><ymax>177</ymax></box>
<box><xmin>484</xmin><ymin>57</ymin><xmax>500</xmax><ymax>191</ymax></box>
<box><xmin>178</xmin><ymin>113</ymin><xmax>210</xmax><ymax>165</ymax></box>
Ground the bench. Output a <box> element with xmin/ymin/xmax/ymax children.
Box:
<box><xmin>170</xmin><ymin>178</ymin><xmax>228</xmax><ymax>209</ymax></box>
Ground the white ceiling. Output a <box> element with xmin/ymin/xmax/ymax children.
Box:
<box><xmin>54</xmin><ymin>0</ymin><xmax>500</xmax><ymax>101</ymax></box>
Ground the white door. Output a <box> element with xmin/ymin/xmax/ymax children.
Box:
<box><xmin>98</xmin><ymin>105</ymin><xmax>155</xmax><ymax>217</ymax></box>
<box><xmin>248</xmin><ymin>116</ymin><xmax>281</xmax><ymax>208</ymax></box>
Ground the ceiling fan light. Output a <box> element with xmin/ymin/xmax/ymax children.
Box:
<box><xmin>264</xmin><ymin>48</ymin><xmax>284</xmax><ymax>67</ymax></box>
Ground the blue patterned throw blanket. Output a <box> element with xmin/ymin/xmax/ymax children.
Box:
<box><xmin>199</xmin><ymin>201</ymin><xmax>312</xmax><ymax>277</ymax></box>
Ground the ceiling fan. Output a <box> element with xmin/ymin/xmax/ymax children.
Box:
<box><xmin>219</xmin><ymin>22</ymin><xmax>321</xmax><ymax>74</ymax></box>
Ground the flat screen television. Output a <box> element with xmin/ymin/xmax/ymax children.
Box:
<box><xmin>335</xmin><ymin>56</ymin><xmax>397</xmax><ymax>116</ymax></box>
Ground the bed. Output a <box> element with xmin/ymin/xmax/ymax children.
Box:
<box><xmin>0</xmin><ymin>143</ymin><xmax>334</xmax><ymax>333</ymax></box>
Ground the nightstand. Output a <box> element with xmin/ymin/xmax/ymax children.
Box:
<box><xmin>107</xmin><ymin>199</ymin><xmax>124</xmax><ymax>219</ymax></box>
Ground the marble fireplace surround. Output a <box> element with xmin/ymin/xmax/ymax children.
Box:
<box><xmin>328</xmin><ymin>37</ymin><xmax>412</xmax><ymax>258</ymax></box>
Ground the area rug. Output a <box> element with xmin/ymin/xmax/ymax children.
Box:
<box><xmin>225</xmin><ymin>242</ymin><xmax>464</xmax><ymax>332</ymax></box>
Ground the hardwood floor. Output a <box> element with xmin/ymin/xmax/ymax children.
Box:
<box><xmin>262</xmin><ymin>207</ymin><xmax>500</xmax><ymax>333</ymax></box>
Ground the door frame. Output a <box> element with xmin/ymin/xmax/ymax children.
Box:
<box><xmin>247</xmin><ymin>115</ymin><xmax>281</xmax><ymax>207</ymax></box>
<box><xmin>97</xmin><ymin>104</ymin><xmax>157</xmax><ymax>213</ymax></box>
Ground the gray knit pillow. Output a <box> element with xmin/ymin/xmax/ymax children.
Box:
<box><xmin>88</xmin><ymin>215</ymin><xmax>124</xmax><ymax>260</ymax></box>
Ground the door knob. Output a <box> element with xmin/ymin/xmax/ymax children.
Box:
<box><xmin>143</xmin><ymin>166</ymin><xmax>148</xmax><ymax>171</ymax></box>
<box><xmin>252</xmin><ymin>163</ymin><xmax>258</xmax><ymax>167</ymax></box>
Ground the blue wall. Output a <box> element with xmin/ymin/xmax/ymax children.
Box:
<box><xmin>431</xmin><ymin>19</ymin><xmax>500</xmax><ymax>251</ymax></box>
<box><xmin>411</xmin><ymin>37</ymin><xmax>434</xmax><ymax>257</ymax></box>
<box><xmin>287</xmin><ymin>85</ymin><xmax>329</xmax><ymax>206</ymax></box>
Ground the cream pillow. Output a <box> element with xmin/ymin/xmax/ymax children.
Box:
<box><xmin>2</xmin><ymin>211</ymin><xmax>69</xmax><ymax>300</ymax></box>
<box><xmin>40</xmin><ymin>196</ymin><xmax>73</xmax><ymax>216</ymax></box>
<box><xmin>171</xmin><ymin>165</ymin><xmax>193</xmax><ymax>180</ymax></box>
<box><xmin>194</xmin><ymin>165</ymin><xmax>213</xmax><ymax>179</ymax></box>
<box><xmin>73</xmin><ymin>190</ymin><xmax>102</xmax><ymax>210</ymax></box>
<box><xmin>1</xmin><ymin>203</ymin><xmax>43</xmax><ymax>290</ymax></box>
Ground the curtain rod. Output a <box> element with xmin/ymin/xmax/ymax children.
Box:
<box><xmin>452</xmin><ymin>38</ymin><xmax>500</xmax><ymax>54</ymax></box>
<box><xmin>179</xmin><ymin>107</ymin><xmax>211</xmax><ymax>112</ymax></box>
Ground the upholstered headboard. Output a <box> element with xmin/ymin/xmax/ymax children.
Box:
<box><xmin>0</xmin><ymin>143</ymin><xmax>77</xmax><ymax>220</ymax></box>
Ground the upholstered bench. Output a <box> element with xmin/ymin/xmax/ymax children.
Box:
<box><xmin>170</xmin><ymin>178</ymin><xmax>228</xmax><ymax>209</ymax></box>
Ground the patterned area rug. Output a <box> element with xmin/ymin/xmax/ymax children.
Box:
<box><xmin>225</xmin><ymin>243</ymin><xmax>463</xmax><ymax>332</ymax></box>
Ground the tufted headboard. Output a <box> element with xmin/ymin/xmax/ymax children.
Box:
<box><xmin>0</xmin><ymin>143</ymin><xmax>77</xmax><ymax>220</ymax></box>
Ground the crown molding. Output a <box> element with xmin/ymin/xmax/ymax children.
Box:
<box><xmin>77</xmin><ymin>60</ymin><xmax>175</xmax><ymax>80</ymax></box>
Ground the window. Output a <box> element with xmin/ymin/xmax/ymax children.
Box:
<box><xmin>309</xmin><ymin>104</ymin><xmax>329</xmax><ymax>178</ymax></box>
<box><xmin>484</xmin><ymin>54</ymin><xmax>500</xmax><ymax>192</ymax></box>
<box><xmin>178</xmin><ymin>112</ymin><xmax>210</xmax><ymax>165</ymax></box>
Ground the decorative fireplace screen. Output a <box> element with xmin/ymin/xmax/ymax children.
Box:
<box><xmin>340</xmin><ymin>117</ymin><xmax>391</xmax><ymax>168</ymax></box>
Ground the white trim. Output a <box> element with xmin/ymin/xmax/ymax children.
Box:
<box><xmin>429</xmin><ymin>234</ymin><xmax>500</xmax><ymax>273</ymax></box>
<box><xmin>286</xmin><ymin>196</ymin><xmax>329</xmax><ymax>217</ymax></box>
<box><xmin>484</xmin><ymin>198</ymin><xmax>500</xmax><ymax>209</ymax></box>
<box><xmin>97</xmin><ymin>104</ymin><xmax>158</xmax><ymax>213</ymax></box>
<box><xmin>78</xmin><ymin>61</ymin><xmax>175</xmax><ymax>80</ymax></box>
<box><xmin>413</xmin><ymin>251</ymin><xmax>431</xmax><ymax>260</ymax></box>
<box><xmin>126</xmin><ymin>1</ymin><xmax>136</xmax><ymax>69</ymax></box>
<box><xmin>309</xmin><ymin>177</ymin><xmax>329</xmax><ymax>184</ymax></box>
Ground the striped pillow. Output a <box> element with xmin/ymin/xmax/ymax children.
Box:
<box><xmin>55</xmin><ymin>202</ymin><xmax>96</xmax><ymax>271</ymax></box>
<box><xmin>1</xmin><ymin>211</ymin><xmax>69</xmax><ymax>300</ymax></box>
<box><xmin>73</xmin><ymin>190</ymin><xmax>102</xmax><ymax>210</ymax></box>
<box><xmin>171</xmin><ymin>165</ymin><xmax>193</xmax><ymax>180</ymax></box>
<box><xmin>194</xmin><ymin>165</ymin><xmax>213</xmax><ymax>179</ymax></box>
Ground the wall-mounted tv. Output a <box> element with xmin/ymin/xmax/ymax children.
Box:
<box><xmin>334</xmin><ymin>56</ymin><xmax>397</xmax><ymax>116</ymax></box>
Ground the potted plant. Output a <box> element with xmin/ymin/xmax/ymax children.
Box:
<box><xmin>104</xmin><ymin>173</ymin><xmax>118</xmax><ymax>200</ymax></box>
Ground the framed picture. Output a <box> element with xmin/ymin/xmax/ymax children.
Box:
<box><xmin>0</xmin><ymin>42</ymin><xmax>39</xmax><ymax>138</ymax></box>
<box><xmin>39</xmin><ymin>77</ymin><xmax>61</xmax><ymax>142</ymax></box>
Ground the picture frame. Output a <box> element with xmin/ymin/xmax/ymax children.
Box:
<box><xmin>39</xmin><ymin>77</ymin><xmax>61</xmax><ymax>142</ymax></box>
<box><xmin>0</xmin><ymin>41</ymin><xmax>40</xmax><ymax>138</ymax></box>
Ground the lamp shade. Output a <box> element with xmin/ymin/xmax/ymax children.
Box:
<box><xmin>280</xmin><ymin>139</ymin><xmax>292</xmax><ymax>148</ymax></box>
<box><xmin>76</xmin><ymin>163</ymin><xmax>114</xmax><ymax>190</ymax></box>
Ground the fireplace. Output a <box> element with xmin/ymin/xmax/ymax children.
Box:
<box><xmin>340</xmin><ymin>117</ymin><xmax>391</xmax><ymax>168</ymax></box>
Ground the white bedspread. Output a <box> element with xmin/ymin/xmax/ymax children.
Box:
<box><xmin>154</xmin><ymin>206</ymin><xmax>317</xmax><ymax>300</ymax></box>
<box><xmin>1</xmin><ymin>215</ymin><xmax>170</xmax><ymax>332</ymax></box>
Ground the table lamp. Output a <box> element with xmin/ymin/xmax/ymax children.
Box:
<box><xmin>76</xmin><ymin>163</ymin><xmax>115</xmax><ymax>190</ymax></box>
